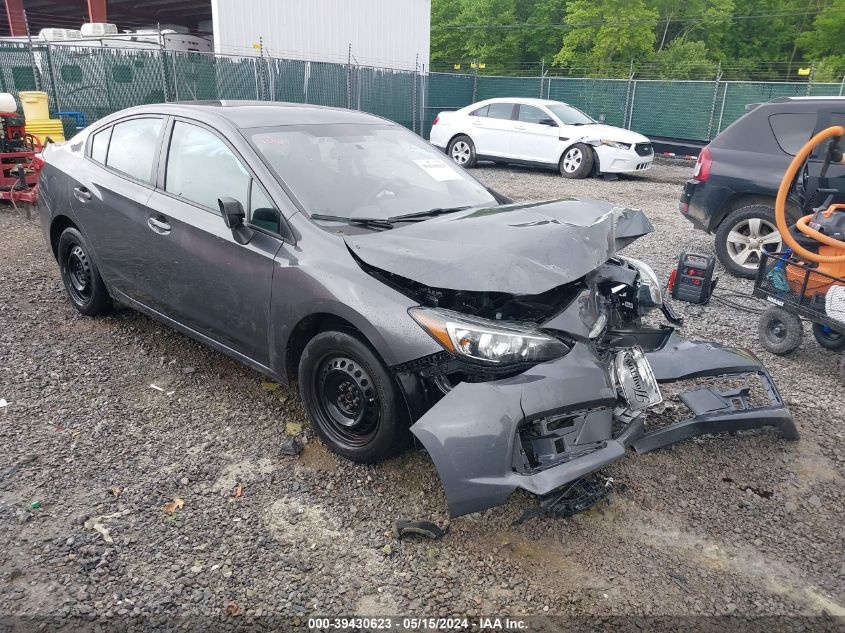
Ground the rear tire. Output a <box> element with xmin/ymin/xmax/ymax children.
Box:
<box><xmin>447</xmin><ymin>135</ymin><xmax>477</xmax><ymax>168</ymax></box>
<box><xmin>57</xmin><ymin>227</ymin><xmax>112</xmax><ymax>316</ymax></box>
<box><xmin>811</xmin><ymin>323</ymin><xmax>845</xmax><ymax>351</ymax></box>
<box><xmin>758</xmin><ymin>306</ymin><xmax>802</xmax><ymax>355</ymax></box>
<box><xmin>298</xmin><ymin>331</ymin><xmax>410</xmax><ymax>463</ymax></box>
<box><xmin>715</xmin><ymin>206</ymin><xmax>783</xmax><ymax>278</ymax></box>
<box><xmin>559</xmin><ymin>143</ymin><xmax>594</xmax><ymax>179</ymax></box>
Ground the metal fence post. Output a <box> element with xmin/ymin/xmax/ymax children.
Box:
<box><xmin>622</xmin><ymin>60</ymin><xmax>634</xmax><ymax>129</ymax></box>
<box><xmin>717</xmin><ymin>82</ymin><xmax>729</xmax><ymax>136</ymax></box>
<box><xmin>839</xmin><ymin>72</ymin><xmax>845</xmax><ymax>97</ymax></box>
<box><xmin>626</xmin><ymin>80</ymin><xmax>637</xmax><ymax>129</ymax></box>
<box><xmin>539</xmin><ymin>58</ymin><xmax>544</xmax><ymax>97</ymax></box>
<box><xmin>706</xmin><ymin>62</ymin><xmax>722</xmax><ymax>141</ymax></box>
<box><xmin>346</xmin><ymin>44</ymin><xmax>353</xmax><ymax>109</ymax></box>
<box><xmin>472</xmin><ymin>60</ymin><xmax>478</xmax><ymax>102</ymax></box>
<box><xmin>806</xmin><ymin>62</ymin><xmax>815</xmax><ymax>95</ymax></box>
<box><xmin>157</xmin><ymin>25</ymin><xmax>171</xmax><ymax>102</ymax></box>
<box><xmin>412</xmin><ymin>54</ymin><xmax>419</xmax><ymax>133</ymax></box>
<box><xmin>419</xmin><ymin>64</ymin><xmax>426</xmax><ymax>137</ymax></box>
<box><xmin>44</xmin><ymin>42</ymin><xmax>62</xmax><ymax>113</ymax></box>
<box><xmin>23</xmin><ymin>11</ymin><xmax>41</xmax><ymax>91</ymax></box>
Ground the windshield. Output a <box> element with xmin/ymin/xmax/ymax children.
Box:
<box><xmin>247</xmin><ymin>123</ymin><xmax>496</xmax><ymax>220</ymax></box>
<box><xmin>547</xmin><ymin>104</ymin><xmax>594</xmax><ymax>125</ymax></box>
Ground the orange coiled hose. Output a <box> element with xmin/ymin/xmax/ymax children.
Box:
<box><xmin>775</xmin><ymin>125</ymin><xmax>845</xmax><ymax>264</ymax></box>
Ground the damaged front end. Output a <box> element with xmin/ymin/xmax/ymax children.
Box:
<box><xmin>351</xmin><ymin>200</ymin><xmax>798</xmax><ymax>518</ymax></box>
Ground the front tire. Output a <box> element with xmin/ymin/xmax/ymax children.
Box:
<box><xmin>758</xmin><ymin>306</ymin><xmax>802</xmax><ymax>355</ymax></box>
<box><xmin>57</xmin><ymin>227</ymin><xmax>112</xmax><ymax>316</ymax></box>
<box><xmin>298</xmin><ymin>331</ymin><xmax>410</xmax><ymax>463</ymax></box>
<box><xmin>715</xmin><ymin>206</ymin><xmax>783</xmax><ymax>278</ymax></box>
<box><xmin>559</xmin><ymin>143</ymin><xmax>594</xmax><ymax>179</ymax></box>
<box><xmin>812</xmin><ymin>323</ymin><xmax>845</xmax><ymax>351</ymax></box>
<box><xmin>447</xmin><ymin>135</ymin><xmax>477</xmax><ymax>168</ymax></box>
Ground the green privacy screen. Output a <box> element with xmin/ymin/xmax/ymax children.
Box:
<box><xmin>1</xmin><ymin>42</ymin><xmax>841</xmax><ymax>142</ymax></box>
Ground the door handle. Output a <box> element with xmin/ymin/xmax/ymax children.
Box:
<box><xmin>73</xmin><ymin>186</ymin><xmax>92</xmax><ymax>202</ymax></box>
<box><xmin>471</xmin><ymin>120</ymin><xmax>482</xmax><ymax>126</ymax></box>
<box><xmin>147</xmin><ymin>216</ymin><xmax>171</xmax><ymax>234</ymax></box>
<box><xmin>515</xmin><ymin>125</ymin><xmax>527</xmax><ymax>130</ymax></box>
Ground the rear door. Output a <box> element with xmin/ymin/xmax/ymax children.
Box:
<box><xmin>468</xmin><ymin>102</ymin><xmax>516</xmax><ymax>158</ymax></box>
<box><xmin>510</xmin><ymin>104</ymin><xmax>561</xmax><ymax>164</ymax></box>
<box><xmin>70</xmin><ymin>116</ymin><xmax>164</xmax><ymax>302</ymax></box>
<box><xmin>141</xmin><ymin>118</ymin><xmax>284</xmax><ymax>366</ymax></box>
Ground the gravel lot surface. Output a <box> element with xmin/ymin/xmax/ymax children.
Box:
<box><xmin>1</xmin><ymin>160</ymin><xmax>844</xmax><ymax>628</ymax></box>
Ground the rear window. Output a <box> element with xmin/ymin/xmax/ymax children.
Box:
<box><xmin>106</xmin><ymin>117</ymin><xmax>163</xmax><ymax>184</ymax></box>
<box><xmin>90</xmin><ymin>127</ymin><xmax>111</xmax><ymax>164</ymax></box>
<box><xmin>487</xmin><ymin>103</ymin><xmax>514</xmax><ymax>120</ymax></box>
<box><xmin>768</xmin><ymin>113</ymin><xmax>816</xmax><ymax>155</ymax></box>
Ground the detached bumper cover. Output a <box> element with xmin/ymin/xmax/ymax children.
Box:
<box><xmin>409</xmin><ymin>330</ymin><xmax>797</xmax><ymax>518</ymax></box>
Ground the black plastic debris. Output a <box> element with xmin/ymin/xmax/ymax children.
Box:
<box><xmin>513</xmin><ymin>474</ymin><xmax>612</xmax><ymax>525</ymax></box>
<box><xmin>392</xmin><ymin>519</ymin><xmax>447</xmax><ymax>540</ymax></box>
<box><xmin>279</xmin><ymin>437</ymin><xmax>303</xmax><ymax>457</ymax></box>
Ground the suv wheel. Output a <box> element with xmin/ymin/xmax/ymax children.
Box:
<box><xmin>715</xmin><ymin>205</ymin><xmax>783</xmax><ymax>278</ymax></box>
<box><xmin>298</xmin><ymin>331</ymin><xmax>411</xmax><ymax>463</ymax></box>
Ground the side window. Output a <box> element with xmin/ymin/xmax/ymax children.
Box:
<box><xmin>106</xmin><ymin>117</ymin><xmax>163</xmax><ymax>184</ymax></box>
<box><xmin>470</xmin><ymin>105</ymin><xmax>489</xmax><ymax>117</ymax></box>
<box><xmin>249</xmin><ymin>182</ymin><xmax>280</xmax><ymax>233</ymax></box>
<box><xmin>769</xmin><ymin>113</ymin><xmax>815</xmax><ymax>155</ymax></box>
<box><xmin>165</xmin><ymin>121</ymin><xmax>250</xmax><ymax>211</ymax></box>
<box><xmin>518</xmin><ymin>105</ymin><xmax>547</xmax><ymax>124</ymax></box>
<box><xmin>487</xmin><ymin>103</ymin><xmax>515</xmax><ymax>120</ymax></box>
<box><xmin>90</xmin><ymin>127</ymin><xmax>111</xmax><ymax>164</ymax></box>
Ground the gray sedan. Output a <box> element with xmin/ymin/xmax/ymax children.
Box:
<box><xmin>38</xmin><ymin>101</ymin><xmax>797</xmax><ymax>518</ymax></box>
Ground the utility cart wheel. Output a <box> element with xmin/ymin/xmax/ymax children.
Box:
<box><xmin>758</xmin><ymin>306</ymin><xmax>803</xmax><ymax>355</ymax></box>
<box><xmin>811</xmin><ymin>323</ymin><xmax>845</xmax><ymax>351</ymax></box>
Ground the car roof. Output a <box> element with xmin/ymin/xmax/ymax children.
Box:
<box><xmin>96</xmin><ymin>100</ymin><xmax>387</xmax><ymax>129</ymax></box>
<box><xmin>475</xmin><ymin>97</ymin><xmax>567</xmax><ymax>107</ymax></box>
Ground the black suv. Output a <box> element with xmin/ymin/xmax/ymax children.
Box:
<box><xmin>679</xmin><ymin>96</ymin><xmax>845</xmax><ymax>277</ymax></box>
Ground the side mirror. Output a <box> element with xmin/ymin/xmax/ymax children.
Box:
<box><xmin>539</xmin><ymin>118</ymin><xmax>557</xmax><ymax>127</ymax></box>
<box><xmin>218</xmin><ymin>197</ymin><xmax>245</xmax><ymax>229</ymax></box>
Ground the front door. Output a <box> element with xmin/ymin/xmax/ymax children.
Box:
<box><xmin>142</xmin><ymin>119</ymin><xmax>283</xmax><ymax>366</ymax></box>
<box><xmin>509</xmin><ymin>104</ymin><xmax>562</xmax><ymax>164</ymax></box>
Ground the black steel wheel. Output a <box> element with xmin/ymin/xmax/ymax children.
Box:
<box><xmin>812</xmin><ymin>323</ymin><xmax>845</xmax><ymax>351</ymax></box>
<box><xmin>758</xmin><ymin>306</ymin><xmax>802</xmax><ymax>355</ymax></box>
<box><xmin>57</xmin><ymin>227</ymin><xmax>112</xmax><ymax>316</ymax></box>
<box><xmin>298</xmin><ymin>331</ymin><xmax>410</xmax><ymax>462</ymax></box>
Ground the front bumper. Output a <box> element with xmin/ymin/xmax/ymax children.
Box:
<box><xmin>409</xmin><ymin>328</ymin><xmax>797</xmax><ymax>518</ymax></box>
<box><xmin>595</xmin><ymin>146</ymin><xmax>653</xmax><ymax>174</ymax></box>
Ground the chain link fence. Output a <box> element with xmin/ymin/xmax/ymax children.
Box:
<box><xmin>1</xmin><ymin>40</ymin><xmax>843</xmax><ymax>144</ymax></box>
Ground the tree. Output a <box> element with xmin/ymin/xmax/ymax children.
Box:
<box><xmin>648</xmin><ymin>39</ymin><xmax>719</xmax><ymax>79</ymax></box>
<box><xmin>553</xmin><ymin>0</ymin><xmax>658</xmax><ymax>75</ymax></box>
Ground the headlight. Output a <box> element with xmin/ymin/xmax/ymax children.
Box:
<box><xmin>620</xmin><ymin>256</ymin><xmax>663</xmax><ymax>309</ymax></box>
<box><xmin>409</xmin><ymin>307</ymin><xmax>570</xmax><ymax>365</ymax></box>
<box><xmin>600</xmin><ymin>139</ymin><xmax>631</xmax><ymax>150</ymax></box>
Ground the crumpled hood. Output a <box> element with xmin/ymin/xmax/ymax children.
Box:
<box><xmin>344</xmin><ymin>199</ymin><xmax>653</xmax><ymax>294</ymax></box>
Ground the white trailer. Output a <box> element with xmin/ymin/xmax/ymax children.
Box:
<box><xmin>210</xmin><ymin>0</ymin><xmax>431</xmax><ymax>71</ymax></box>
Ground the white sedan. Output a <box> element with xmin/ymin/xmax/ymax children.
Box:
<box><xmin>429</xmin><ymin>97</ymin><xmax>654</xmax><ymax>179</ymax></box>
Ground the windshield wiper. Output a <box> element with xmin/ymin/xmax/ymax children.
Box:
<box><xmin>309</xmin><ymin>213</ymin><xmax>393</xmax><ymax>229</ymax></box>
<box><xmin>387</xmin><ymin>206</ymin><xmax>472</xmax><ymax>223</ymax></box>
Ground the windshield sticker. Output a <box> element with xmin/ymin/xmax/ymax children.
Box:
<box><xmin>413</xmin><ymin>159</ymin><xmax>463</xmax><ymax>181</ymax></box>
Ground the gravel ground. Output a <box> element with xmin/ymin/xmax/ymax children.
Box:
<box><xmin>1</xmin><ymin>160</ymin><xmax>844</xmax><ymax>628</ymax></box>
